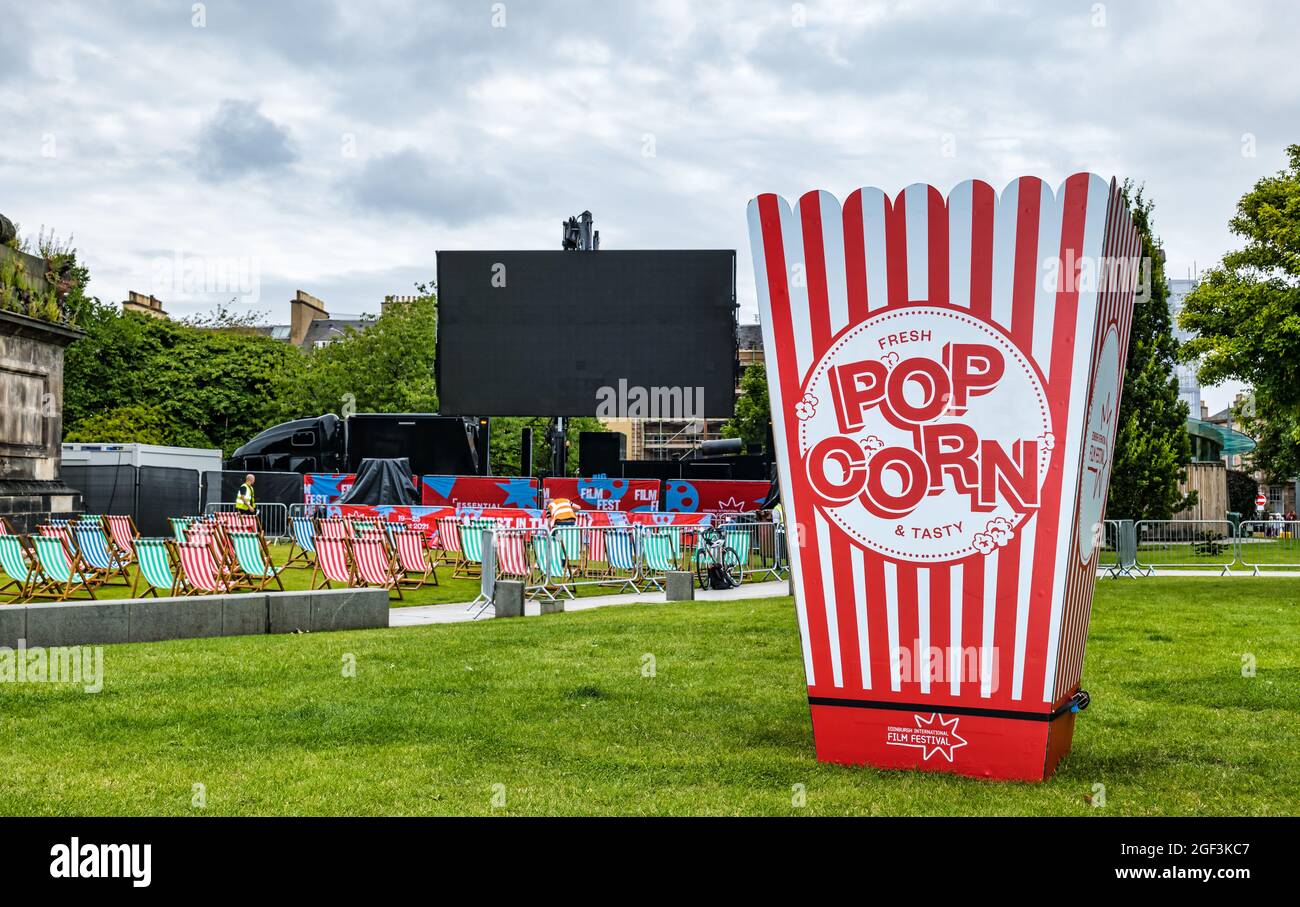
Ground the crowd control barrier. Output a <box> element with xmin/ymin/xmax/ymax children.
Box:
<box><xmin>203</xmin><ymin>502</ymin><xmax>289</xmax><ymax>540</ymax></box>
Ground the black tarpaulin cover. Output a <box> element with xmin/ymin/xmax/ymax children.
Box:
<box><xmin>335</xmin><ymin>458</ymin><xmax>418</xmax><ymax>505</ymax></box>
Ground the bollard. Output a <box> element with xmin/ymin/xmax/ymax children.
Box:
<box><xmin>539</xmin><ymin>596</ymin><xmax>566</xmax><ymax>615</ymax></box>
<box><xmin>493</xmin><ymin>580</ymin><xmax>524</xmax><ymax>618</ymax></box>
<box><xmin>665</xmin><ymin>571</ymin><xmax>695</xmax><ymax>601</ymax></box>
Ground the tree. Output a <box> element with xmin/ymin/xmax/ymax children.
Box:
<box><xmin>1105</xmin><ymin>184</ymin><xmax>1196</xmax><ymax>520</ymax></box>
<box><xmin>277</xmin><ymin>286</ymin><xmax>438</xmax><ymax>420</ymax></box>
<box><xmin>1180</xmin><ymin>144</ymin><xmax>1300</xmax><ymax>479</ymax></box>
<box><xmin>722</xmin><ymin>363</ymin><xmax>770</xmax><ymax>454</ymax></box>
<box><xmin>63</xmin><ymin>298</ymin><xmax>304</xmax><ymax>456</ymax></box>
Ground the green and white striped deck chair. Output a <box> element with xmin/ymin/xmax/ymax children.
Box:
<box><xmin>725</xmin><ymin>528</ymin><xmax>752</xmax><ymax>580</ymax></box>
<box><xmin>640</xmin><ymin>529</ymin><xmax>680</xmax><ymax>591</ymax></box>
<box><xmin>169</xmin><ymin>516</ymin><xmax>196</xmax><ymax>543</ymax></box>
<box><xmin>229</xmin><ymin>530</ymin><xmax>285</xmax><ymax>591</ymax></box>
<box><xmin>0</xmin><ymin>534</ymin><xmax>42</xmax><ymax>602</ymax></box>
<box><xmin>133</xmin><ymin>538</ymin><xmax>181</xmax><ymax>597</ymax></box>
<box><xmin>553</xmin><ymin>525</ymin><xmax>585</xmax><ymax>574</ymax></box>
<box><xmin>530</xmin><ymin>532</ymin><xmax>573</xmax><ymax>600</ymax></box>
<box><xmin>30</xmin><ymin>535</ymin><xmax>97</xmax><ymax>601</ymax></box>
<box><xmin>455</xmin><ymin>521</ymin><xmax>489</xmax><ymax>578</ymax></box>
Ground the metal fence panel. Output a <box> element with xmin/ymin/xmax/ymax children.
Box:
<box><xmin>1238</xmin><ymin>520</ymin><xmax>1300</xmax><ymax>572</ymax></box>
<box><xmin>1134</xmin><ymin>519</ymin><xmax>1236</xmax><ymax>573</ymax></box>
<box><xmin>203</xmin><ymin>501</ymin><xmax>289</xmax><ymax>539</ymax></box>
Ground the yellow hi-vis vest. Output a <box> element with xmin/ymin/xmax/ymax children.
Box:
<box><xmin>235</xmin><ymin>483</ymin><xmax>256</xmax><ymax>512</ymax></box>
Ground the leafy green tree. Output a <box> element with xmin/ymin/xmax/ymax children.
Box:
<box><xmin>1106</xmin><ymin>184</ymin><xmax>1196</xmax><ymax>520</ymax></box>
<box><xmin>63</xmin><ymin>298</ymin><xmax>304</xmax><ymax>456</ymax></box>
<box><xmin>722</xmin><ymin>363</ymin><xmax>770</xmax><ymax>454</ymax></box>
<box><xmin>63</xmin><ymin>403</ymin><xmax>208</xmax><ymax>447</ymax></box>
<box><xmin>1180</xmin><ymin>144</ymin><xmax>1300</xmax><ymax>479</ymax></box>
<box><xmin>277</xmin><ymin>287</ymin><xmax>438</xmax><ymax>420</ymax></box>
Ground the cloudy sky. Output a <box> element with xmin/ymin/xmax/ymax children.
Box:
<box><xmin>2</xmin><ymin>0</ymin><xmax>1295</xmax><ymax>410</ymax></box>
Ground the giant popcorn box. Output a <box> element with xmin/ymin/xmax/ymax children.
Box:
<box><xmin>748</xmin><ymin>174</ymin><xmax>1141</xmax><ymax>781</ymax></box>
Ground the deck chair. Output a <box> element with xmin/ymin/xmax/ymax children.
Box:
<box><xmin>285</xmin><ymin>516</ymin><xmax>317</xmax><ymax>567</ymax></box>
<box><xmin>229</xmin><ymin>530</ymin><xmax>285</xmax><ymax>591</ymax></box>
<box><xmin>494</xmin><ymin>530</ymin><xmax>531</xmax><ymax>581</ymax></box>
<box><xmin>553</xmin><ymin>526</ymin><xmax>585</xmax><ymax>575</ymax></box>
<box><xmin>352</xmin><ymin>536</ymin><xmax>403</xmax><ymax>600</ymax></box>
<box><xmin>640</xmin><ymin>529</ymin><xmax>680</xmax><ymax>591</ymax></box>
<box><xmin>30</xmin><ymin>535</ymin><xmax>97</xmax><ymax>601</ymax></box>
<box><xmin>593</xmin><ymin>527</ymin><xmax>637</xmax><ymax>593</ymax></box>
<box><xmin>0</xmin><ymin>534</ymin><xmax>43</xmax><ymax>602</ymax></box>
<box><xmin>311</xmin><ymin>537</ymin><xmax>357</xmax><ymax>590</ymax></box>
<box><xmin>133</xmin><ymin>538</ymin><xmax>182</xmax><ymax>597</ymax></box>
<box><xmin>530</xmin><ymin>532</ymin><xmax>573</xmax><ymax>600</ymax></box>
<box><xmin>104</xmin><ymin>514</ymin><xmax>139</xmax><ymax>564</ymax></box>
<box><xmin>436</xmin><ymin>516</ymin><xmax>464</xmax><ymax>572</ymax></box>
<box><xmin>455</xmin><ymin>521</ymin><xmax>488</xmax><ymax>579</ymax></box>
<box><xmin>317</xmin><ymin>517</ymin><xmax>352</xmax><ymax>540</ymax></box>
<box><xmin>169</xmin><ymin>516</ymin><xmax>197</xmax><ymax>543</ymax></box>
<box><xmin>176</xmin><ymin>540</ymin><xmax>232</xmax><ymax>594</ymax></box>
<box><xmin>392</xmin><ymin>528</ymin><xmax>438</xmax><ymax>588</ymax></box>
<box><xmin>74</xmin><ymin>523</ymin><xmax>131</xmax><ymax>586</ymax></box>
<box><xmin>725</xmin><ymin>528</ymin><xmax>752</xmax><ymax>582</ymax></box>
<box><xmin>0</xmin><ymin>516</ymin><xmax>16</xmax><ymax>535</ymax></box>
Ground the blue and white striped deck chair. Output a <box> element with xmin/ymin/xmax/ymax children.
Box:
<box><xmin>286</xmin><ymin>516</ymin><xmax>316</xmax><ymax>567</ymax></box>
<box><xmin>602</xmin><ymin>528</ymin><xmax>639</xmax><ymax>593</ymax></box>
<box><xmin>74</xmin><ymin>522</ymin><xmax>130</xmax><ymax>585</ymax></box>
<box><xmin>640</xmin><ymin>528</ymin><xmax>680</xmax><ymax>591</ymax></box>
<box><xmin>530</xmin><ymin>532</ymin><xmax>573</xmax><ymax>600</ymax></box>
<box><xmin>456</xmin><ymin>520</ymin><xmax>489</xmax><ymax>578</ymax></box>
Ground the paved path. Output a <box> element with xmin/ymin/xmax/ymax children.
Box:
<box><xmin>388</xmin><ymin>579</ymin><xmax>792</xmax><ymax>626</ymax></box>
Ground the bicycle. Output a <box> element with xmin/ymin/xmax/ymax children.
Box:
<box><xmin>695</xmin><ymin>525</ymin><xmax>741</xmax><ymax>590</ymax></box>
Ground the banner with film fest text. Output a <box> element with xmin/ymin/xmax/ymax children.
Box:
<box><xmin>749</xmin><ymin>174</ymin><xmax>1140</xmax><ymax>780</ymax></box>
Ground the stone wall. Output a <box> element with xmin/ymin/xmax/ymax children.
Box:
<box><xmin>0</xmin><ymin>306</ymin><xmax>83</xmax><ymax>531</ymax></box>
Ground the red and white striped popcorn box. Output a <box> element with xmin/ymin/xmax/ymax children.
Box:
<box><xmin>748</xmin><ymin>175</ymin><xmax>1142</xmax><ymax>781</ymax></box>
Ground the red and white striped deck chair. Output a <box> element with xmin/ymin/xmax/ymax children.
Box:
<box><xmin>176</xmin><ymin>540</ymin><xmax>231</xmax><ymax>593</ymax></box>
<box><xmin>392</xmin><ymin>528</ymin><xmax>438</xmax><ymax>588</ymax></box>
<box><xmin>311</xmin><ymin>536</ymin><xmax>356</xmax><ymax>590</ymax></box>
<box><xmin>220</xmin><ymin>511</ymin><xmax>260</xmax><ymax>534</ymax></box>
<box><xmin>436</xmin><ymin>516</ymin><xmax>464</xmax><ymax>571</ymax></box>
<box><xmin>318</xmin><ymin>517</ymin><xmax>352</xmax><ymax>540</ymax></box>
<box><xmin>495</xmin><ymin>530</ymin><xmax>531</xmax><ymax>581</ymax></box>
<box><xmin>104</xmin><ymin>514</ymin><xmax>139</xmax><ymax>564</ymax></box>
<box><xmin>354</xmin><ymin>521</ymin><xmax>390</xmax><ymax>550</ymax></box>
<box><xmin>351</xmin><ymin>537</ymin><xmax>402</xmax><ymax>600</ymax></box>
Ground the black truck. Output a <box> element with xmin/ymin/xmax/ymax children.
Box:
<box><xmin>226</xmin><ymin>413</ymin><xmax>481</xmax><ymax>476</ymax></box>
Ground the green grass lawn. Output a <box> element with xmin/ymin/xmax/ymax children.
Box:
<box><xmin>1</xmin><ymin>577</ymin><xmax>1297</xmax><ymax>816</ymax></box>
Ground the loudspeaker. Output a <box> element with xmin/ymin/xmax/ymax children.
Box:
<box><xmin>579</xmin><ymin>431</ymin><xmax>624</xmax><ymax>477</ymax></box>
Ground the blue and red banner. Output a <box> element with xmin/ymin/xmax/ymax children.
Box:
<box><xmin>661</xmin><ymin>479</ymin><xmax>768</xmax><ymax>515</ymax></box>
<box><xmin>542</xmin><ymin>477</ymin><xmax>660</xmax><ymax>512</ymax></box>
<box><xmin>304</xmin><ymin>473</ymin><xmax>356</xmax><ymax>507</ymax></box>
<box><xmin>421</xmin><ymin>475</ymin><xmax>541</xmax><ymax>509</ymax></box>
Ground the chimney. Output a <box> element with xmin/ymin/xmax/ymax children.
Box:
<box><xmin>381</xmin><ymin>294</ymin><xmax>417</xmax><ymax>316</ymax></box>
<box><xmin>291</xmin><ymin>290</ymin><xmax>328</xmax><ymax>345</ymax></box>
<box><xmin>122</xmin><ymin>291</ymin><xmax>167</xmax><ymax>318</ymax></box>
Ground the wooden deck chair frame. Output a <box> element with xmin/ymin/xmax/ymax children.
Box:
<box><xmin>132</xmin><ymin>538</ymin><xmax>183</xmax><ymax>598</ymax></box>
<box><xmin>30</xmin><ymin>534</ymin><xmax>98</xmax><ymax>602</ymax></box>
<box><xmin>229</xmin><ymin>530</ymin><xmax>286</xmax><ymax>592</ymax></box>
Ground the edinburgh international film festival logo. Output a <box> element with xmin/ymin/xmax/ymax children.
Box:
<box><xmin>796</xmin><ymin>305</ymin><xmax>1052</xmax><ymax>563</ymax></box>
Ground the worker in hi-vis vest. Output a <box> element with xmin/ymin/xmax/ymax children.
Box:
<box><xmin>546</xmin><ymin>496</ymin><xmax>580</xmax><ymax>527</ymax></box>
<box><xmin>235</xmin><ymin>474</ymin><xmax>257</xmax><ymax>513</ymax></box>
